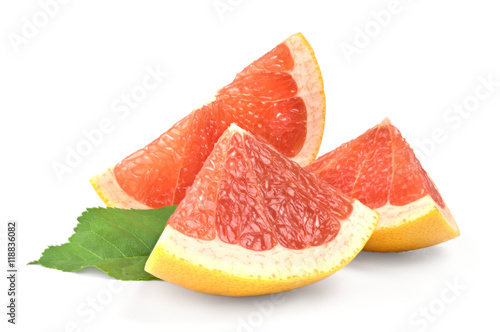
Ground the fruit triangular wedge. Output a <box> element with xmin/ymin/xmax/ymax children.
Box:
<box><xmin>90</xmin><ymin>33</ymin><xmax>326</xmax><ymax>209</ymax></box>
<box><xmin>145</xmin><ymin>125</ymin><xmax>378</xmax><ymax>296</ymax></box>
<box><xmin>306</xmin><ymin>118</ymin><xmax>460</xmax><ymax>252</ymax></box>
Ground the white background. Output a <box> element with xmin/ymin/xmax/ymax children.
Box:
<box><xmin>1</xmin><ymin>1</ymin><xmax>499</xmax><ymax>331</ymax></box>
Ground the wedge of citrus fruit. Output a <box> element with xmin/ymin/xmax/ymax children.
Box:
<box><xmin>145</xmin><ymin>125</ymin><xmax>378</xmax><ymax>296</ymax></box>
<box><xmin>306</xmin><ymin>118</ymin><xmax>459</xmax><ymax>252</ymax></box>
<box><xmin>90</xmin><ymin>33</ymin><xmax>326</xmax><ymax>209</ymax></box>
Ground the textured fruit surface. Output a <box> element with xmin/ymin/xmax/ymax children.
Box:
<box><xmin>90</xmin><ymin>33</ymin><xmax>326</xmax><ymax>209</ymax></box>
<box><xmin>306</xmin><ymin>118</ymin><xmax>459</xmax><ymax>252</ymax></box>
<box><xmin>168</xmin><ymin>127</ymin><xmax>352</xmax><ymax>250</ymax></box>
<box><xmin>145</xmin><ymin>125</ymin><xmax>379</xmax><ymax>296</ymax></box>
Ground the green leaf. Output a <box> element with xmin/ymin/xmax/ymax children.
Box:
<box><xmin>31</xmin><ymin>206</ymin><xmax>176</xmax><ymax>280</ymax></box>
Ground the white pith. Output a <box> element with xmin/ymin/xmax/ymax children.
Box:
<box><xmin>148</xmin><ymin>200</ymin><xmax>378</xmax><ymax>280</ymax></box>
<box><xmin>284</xmin><ymin>34</ymin><xmax>325</xmax><ymax>166</ymax></box>
<box><xmin>375</xmin><ymin>195</ymin><xmax>458</xmax><ymax>232</ymax></box>
<box><xmin>91</xmin><ymin>169</ymin><xmax>149</xmax><ymax>209</ymax></box>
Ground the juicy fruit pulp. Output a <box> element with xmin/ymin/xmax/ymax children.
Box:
<box><xmin>168</xmin><ymin>126</ymin><xmax>353</xmax><ymax>251</ymax></box>
<box><xmin>306</xmin><ymin>118</ymin><xmax>444</xmax><ymax>209</ymax></box>
<box><xmin>306</xmin><ymin>118</ymin><xmax>459</xmax><ymax>252</ymax></box>
<box><xmin>145</xmin><ymin>125</ymin><xmax>379</xmax><ymax>296</ymax></box>
<box><xmin>92</xmin><ymin>33</ymin><xmax>326</xmax><ymax>209</ymax></box>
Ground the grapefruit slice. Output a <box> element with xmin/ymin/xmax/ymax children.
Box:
<box><xmin>90</xmin><ymin>33</ymin><xmax>326</xmax><ymax>209</ymax></box>
<box><xmin>306</xmin><ymin>118</ymin><xmax>460</xmax><ymax>252</ymax></box>
<box><xmin>145</xmin><ymin>125</ymin><xmax>379</xmax><ymax>296</ymax></box>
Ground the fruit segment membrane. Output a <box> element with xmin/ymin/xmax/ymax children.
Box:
<box><xmin>168</xmin><ymin>128</ymin><xmax>354</xmax><ymax>251</ymax></box>
<box><xmin>306</xmin><ymin>119</ymin><xmax>446</xmax><ymax>210</ymax></box>
<box><xmin>114</xmin><ymin>42</ymin><xmax>307</xmax><ymax>208</ymax></box>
